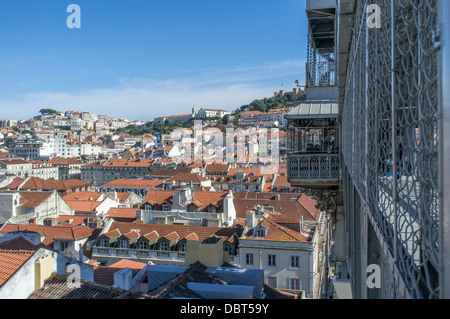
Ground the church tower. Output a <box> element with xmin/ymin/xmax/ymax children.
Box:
<box><xmin>192</xmin><ymin>105</ymin><xmax>196</xmax><ymax>117</ymax></box>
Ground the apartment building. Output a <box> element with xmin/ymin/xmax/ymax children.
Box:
<box><xmin>137</xmin><ymin>188</ymin><xmax>236</xmax><ymax>227</ymax></box>
<box><xmin>0</xmin><ymin>191</ymin><xmax>74</xmax><ymax>225</ymax></box>
<box><xmin>81</xmin><ymin>159</ymin><xmax>155</xmax><ymax>186</ymax></box>
<box><xmin>91</xmin><ymin>220</ymin><xmax>242</xmax><ymax>266</ymax></box>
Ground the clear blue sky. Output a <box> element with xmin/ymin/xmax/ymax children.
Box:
<box><xmin>0</xmin><ymin>0</ymin><xmax>308</xmax><ymax>121</ymax></box>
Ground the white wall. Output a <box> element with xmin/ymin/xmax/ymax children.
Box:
<box><xmin>238</xmin><ymin>239</ymin><xmax>314</xmax><ymax>293</ymax></box>
<box><xmin>0</xmin><ymin>247</ymin><xmax>94</xmax><ymax>299</ymax></box>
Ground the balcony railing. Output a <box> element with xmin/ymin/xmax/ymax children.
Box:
<box><xmin>288</xmin><ymin>153</ymin><xmax>340</xmax><ymax>181</ymax></box>
<box><xmin>92</xmin><ymin>247</ymin><xmax>186</xmax><ymax>261</ymax></box>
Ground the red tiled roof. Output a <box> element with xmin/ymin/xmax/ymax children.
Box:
<box><xmin>142</xmin><ymin>190</ymin><xmax>173</xmax><ymax>206</ymax></box>
<box><xmin>122</xmin><ymin>230</ymin><xmax>140</xmax><ymax>240</ymax></box>
<box><xmin>108</xmin><ymin>259</ymin><xmax>147</xmax><ymax>270</ymax></box>
<box><xmin>272</xmin><ymin>175</ymin><xmax>291</xmax><ymax>187</ymax></box>
<box><xmin>101</xmin><ymin>179</ymin><xmax>164</xmax><ymax>188</ymax></box>
<box><xmin>166</xmin><ymin>173</ymin><xmax>208</xmax><ymax>183</ymax></box>
<box><xmin>0</xmin><ymin>159</ymin><xmax>31</xmax><ymax>165</ymax></box>
<box><xmin>0</xmin><ymin>191</ymin><xmax>53</xmax><ymax>208</ymax></box>
<box><xmin>57</xmin><ymin>215</ymin><xmax>99</xmax><ymax>227</ymax></box>
<box><xmin>48</xmin><ymin>157</ymin><xmax>82</xmax><ymax>165</ymax></box>
<box><xmin>204</xmin><ymin>163</ymin><xmax>229</xmax><ymax>173</ymax></box>
<box><xmin>103</xmin><ymin>159</ymin><xmax>153</xmax><ymax>167</ymax></box>
<box><xmin>163</xmin><ymin>231</ymin><xmax>179</xmax><ymax>242</ymax></box>
<box><xmin>246</xmin><ymin>218</ymin><xmax>310</xmax><ymax>242</ymax></box>
<box><xmin>0</xmin><ymin>223</ymin><xmax>92</xmax><ymax>245</ymax></box>
<box><xmin>64</xmin><ymin>201</ymin><xmax>102</xmax><ymax>213</ymax></box>
<box><xmin>233</xmin><ymin>192</ymin><xmax>319</xmax><ymax>221</ymax></box>
<box><xmin>0</xmin><ymin>236</ymin><xmax>39</xmax><ymax>251</ymax></box>
<box><xmin>3</xmin><ymin>177</ymin><xmax>25</xmax><ymax>190</ymax></box>
<box><xmin>107</xmin><ymin>221</ymin><xmax>242</xmax><ymax>244</ymax></box>
<box><xmin>20</xmin><ymin>177</ymin><xmax>91</xmax><ymax>191</ymax></box>
<box><xmin>63</xmin><ymin>192</ymin><xmax>103</xmax><ymax>201</ymax></box>
<box><xmin>0</xmin><ymin>249</ymin><xmax>36</xmax><ymax>287</ymax></box>
<box><xmin>143</xmin><ymin>231</ymin><xmax>159</xmax><ymax>241</ymax></box>
<box><xmin>106</xmin><ymin>208</ymin><xmax>137</xmax><ymax>220</ymax></box>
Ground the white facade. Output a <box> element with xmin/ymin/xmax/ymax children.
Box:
<box><xmin>237</xmin><ymin>238</ymin><xmax>315</xmax><ymax>294</ymax></box>
<box><xmin>0</xmin><ymin>160</ymin><xmax>33</xmax><ymax>178</ymax></box>
<box><xmin>0</xmin><ymin>192</ymin><xmax>74</xmax><ymax>225</ymax></box>
<box><xmin>0</xmin><ymin>247</ymin><xmax>94</xmax><ymax>299</ymax></box>
<box><xmin>197</xmin><ymin>108</ymin><xmax>231</xmax><ymax>118</ymax></box>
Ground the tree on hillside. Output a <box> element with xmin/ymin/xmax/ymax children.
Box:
<box><xmin>39</xmin><ymin>108</ymin><xmax>58</xmax><ymax>115</ymax></box>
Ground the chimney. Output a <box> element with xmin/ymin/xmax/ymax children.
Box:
<box><xmin>114</xmin><ymin>267</ymin><xmax>133</xmax><ymax>290</ymax></box>
<box><xmin>108</xmin><ymin>191</ymin><xmax>118</xmax><ymax>202</ymax></box>
<box><xmin>245</xmin><ymin>211</ymin><xmax>257</xmax><ymax>229</ymax></box>
<box><xmin>78</xmin><ymin>243</ymin><xmax>84</xmax><ymax>262</ymax></box>
<box><xmin>34</xmin><ymin>255</ymin><xmax>54</xmax><ymax>291</ymax></box>
<box><xmin>172</xmin><ymin>187</ymin><xmax>192</xmax><ymax>209</ymax></box>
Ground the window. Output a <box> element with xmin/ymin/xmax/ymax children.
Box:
<box><xmin>267</xmin><ymin>276</ymin><xmax>277</xmax><ymax>288</ymax></box>
<box><xmin>99</xmin><ymin>239</ymin><xmax>108</xmax><ymax>247</ymax></box>
<box><xmin>179</xmin><ymin>243</ymin><xmax>186</xmax><ymax>252</ymax></box>
<box><xmin>254</xmin><ymin>229</ymin><xmax>265</xmax><ymax>238</ymax></box>
<box><xmin>119</xmin><ymin>240</ymin><xmax>128</xmax><ymax>248</ymax></box>
<box><xmin>290</xmin><ymin>255</ymin><xmax>300</xmax><ymax>268</ymax></box>
<box><xmin>245</xmin><ymin>253</ymin><xmax>254</xmax><ymax>265</ymax></box>
<box><xmin>290</xmin><ymin>278</ymin><xmax>300</xmax><ymax>290</ymax></box>
<box><xmin>268</xmin><ymin>254</ymin><xmax>276</xmax><ymax>267</ymax></box>
<box><xmin>160</xmin><ymin>242</ymin><xmax>169</xmax><ymax>251</ymax></box>
<box><xmin>162</xmin><ymin>204</ymin><xmax>170</xmax><ymax>211</ymax></box>
<box><xmin>139</xmin><ymin>241</ymin><xmax>148</xmax><ymax>250</ymax></box>
<box><xmin>60</xmin><ymin>242</ymin><xmax>68</xmax><ymax>251</ymax></box>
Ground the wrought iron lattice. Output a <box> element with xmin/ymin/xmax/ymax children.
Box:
<box><xmin>341</xmin><ymin>0</ymin><xmax>440</xmax><ymax>298</ymax></box>
<box><xmin>306</xmin><ymin>35</ymin><xmax>336</xmax><ymax>87</ymax></box>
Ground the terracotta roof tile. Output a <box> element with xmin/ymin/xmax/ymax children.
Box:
<box><xmin>0</xmin><ymin>223</ymin><xmax>92</xmax><ymax>246</ymax></box>
<box><xmin>101</xmin><ymin>179</ymin><xmax>164</xmax><ymax>188</ymax></box>
<box><xmin>64</xmin><ymin>201</ymin><xmax>102</xmax><ymax>213</ymax></box>
<box><xmin>166</xmin><ymin>173</ymin><xmax>208</xmax><ymax>183</ymax></box>
<box><xmin>162</xmin><ymin>231</ymin><xmax>179</xmax><ymax>242</ymax></box>
<box><xmin>0</xmin><ymin>236</ymin><xmax>40</xmax><ymax>251</ymax></box>
<box><xmin>20</xmin><ymin>177</ymin><xmax>92</xmax><ymax>191</ymax></box>
<box><xmin>0</xmin><ymin>191</ymin><xmax>53</xmax><ymax>208</ymax></box>
<box><xmin>106</xmin><ymin>221</ymin><xmax>242</xmax><ymax>244</ymax></box>
<box><xmin>0</xmin><ymin>249</ymin><xmax>36</xmax><ymax>287</ymax></box>
<box><xmin>63</xmin><ymin>191</ymin><xmax>103</xmax><ymax>202</ymax></box>
<box><xmin>106</xmin><ymin>208</ymin><xmax>137</xmax><ymax>221</ymax></box>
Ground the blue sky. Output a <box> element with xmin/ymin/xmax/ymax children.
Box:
<box><xmin>0</xmin><ymin>0</ymin><xmax>308</xmax><ymax>121</ymax></box>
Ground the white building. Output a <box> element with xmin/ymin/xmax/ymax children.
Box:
<box><xmin>0</xmin><ymin>159</ymin><xmax>33</xmax><ymax>178</ymax></box>
<box><xmin>138</xmin><ymin>188</ymin><xmax>236</xmax><ymax>227</ymax></box>
<box><xmin>0</xmin><ymin>191</ymin><xmax>74</xmax><ymax>225</ymax></box>
<box><xmin>234</xmin><ymin>210</ymin><xmax>322</xmax><ymax>298</ymax></box>
<box><xmin>196</xmin><ymin>108</ymin><xmax>231</xmax><ymax>118</ymax></box>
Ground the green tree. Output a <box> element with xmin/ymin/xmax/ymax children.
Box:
<box><xmin>39</xmin><ymin>108</ymin><xmax>58</xmax><ymax>115</ymax></box>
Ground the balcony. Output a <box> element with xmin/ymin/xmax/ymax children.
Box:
<box><xmin>92</xmin><ymin>247</ymin><xmax>186</xmax><ymax>262</ymax></box>
<box><xmin>288</xmin><ymin>154</ymin><xmax>340</xmax><ymax>187</ymax></box>
<box><xmin>286</xmin><ymin>99</ymin><xmax>340</xmax><ymax>188</ymax></box>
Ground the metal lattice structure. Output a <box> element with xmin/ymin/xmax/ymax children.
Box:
<box><xmin>341</xmin><ymin>0</ymin><xmax>441</xmax><ymax>298</ymax></box>
<box><xmin>306</xmin><ymin>36</ymin><xmax>337</xmax><ymax>87</ymax></box>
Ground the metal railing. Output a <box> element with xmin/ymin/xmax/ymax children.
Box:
<box><xmin>92</xmin><ymin>247</ymin><xmax>186</xmax><ymax>261</ymax></box>
<box><xmin>288</xmin><ymin>154</ymin><xmax>340</xmax><ymax>180</ymax></box>
<box><xmin>341</xmin><ymin>0</ymin><xmax>441</xmax><ymax>299</ymax></box>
